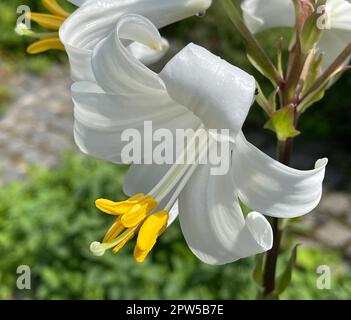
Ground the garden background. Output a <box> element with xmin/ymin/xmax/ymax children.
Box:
<box><xmin>0</xmin><ymin>0</ymin><xmax>350</xmax><ymax>299</ymax></box>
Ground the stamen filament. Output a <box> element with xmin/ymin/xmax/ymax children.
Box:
<box><xmin>149</xmin><ymin>125</ymin><xmax>205</xmax><ymax>201</ymax></box>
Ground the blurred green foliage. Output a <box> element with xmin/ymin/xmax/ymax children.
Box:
<box><xmin>0</xmin><ymin>154</ymin><xmax>350</xmax><ymax>300</ymax></box>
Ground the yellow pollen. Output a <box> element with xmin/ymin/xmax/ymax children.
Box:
<box><xmin>112</xmin><ymin>230</ymin><xmax>136</xmax><ymax>254</ymax></box>
<box><xmin>42</xmin><ymin>0</ymin><xmax>70</xmax><ymax>18</ymax></box>
<box><xmin>120</xmin><ymin>197</ymin><xmax>158</xmax><ymax>228</ymax></box>
<box><xmin>92</xmin><ymin>195</ymin><xmax>167</xmax><ymax>260</ymax></box>
<box><xmin>134</xmin><ymin>211</ymin><xmax>169</xmax><ymax>263</ymax></box>
<box><xmin>26</xmin><ymin>12</ymin><xmax>65</xmax><ymax>30</ymax></box>
<box><xmin>95</xmin><ymin>193</ymin><xmax>146</xmax><ymax>215</ymax></box>
<box><xmin>102</xmin><ymin>218</ymin><xmax>125</xmax><ymax>243</ymax></box>
<box><xmin>27</xmin><ymin>37</ymin><xmax>64</xmax><ymax>54</ymax></box>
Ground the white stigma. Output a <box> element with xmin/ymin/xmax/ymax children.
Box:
<box><xmin>15</xmin><ymin>23</ymin><xmax>33</xmax><ymax>36</ymax></box>
<box><xmin>90</xmin><ymin>241</ymin><xmax>106</xmax><ymax>256</ymax></box>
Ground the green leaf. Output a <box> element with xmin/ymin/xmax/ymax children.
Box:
<box><xmin>221</xmin><ymin>0</ymin><xmax>281</xmax><ymax>85</ymax></box>
<box><xmin>276</xmin><ymin>244</ymin><xmax>301</xmax><ymax>295</ymax></box>
<box><xmin>298</xmin><ymin>65</ymin><xmax>351</xmax><ymax>114</ymax></box>
<box><xmin>264</xmin><ymin>105</ymin><xmax>301</xmax><ymax>141</ymax></box>
<box><xmin>252</xmin><ymin>253</ymin><xmax>265</xmax><ymax>287</ymax></box>
<box><xmin>300</xmin><ymin>50</ymin><xmax>323</xmax><ymax>96</ymax></box>
<box><xmin>300</xmin><ymin>0</ymin><xmax>327</xmax><ymax>54</ymax></box>
<box><xmin>255</xmin><ymin>82</ymin><xmax>275</xmax><ymax>116</ymax></box>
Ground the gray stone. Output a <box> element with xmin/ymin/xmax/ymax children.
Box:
<box><xmin>317</xmin><ymin>192</ymin><xmax>351</xmax><ymax>217</ymax></box>
<box><xmin>315</xmin><ymin>221</ymin><xmax>351</xmax><ymax>247</ymax></box>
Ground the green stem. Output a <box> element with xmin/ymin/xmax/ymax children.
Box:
<box><xmin>262</xmin><ymin>137</ymin><xmax>295</xmax><ymax>299</ymax></box>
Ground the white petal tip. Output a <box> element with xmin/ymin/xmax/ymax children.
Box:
<box><xmin>315</xmin><ymin>158</ymin><xmax>328</xmax><ymax>169</ymax></box>
<box><xmin>246</xmin><ymin>212</ymin><xmax>273</xmax><ymax>251</ymax></box>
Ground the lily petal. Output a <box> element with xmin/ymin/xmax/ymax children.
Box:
<box><xmin>159</xmin><ymin>43</ymin><xmax>256</xmax><ymax>138</ymax></box>
<box><xmin>232</xmin><ymin>133</ymin><xmax>328</xmax><ymax>218</ymax></box>
<box><xmin>60</xmin><ymin>0</ymin><xmax>212</xmax><ymax>80</ymax></box>
<box><xmin>124</xmin><ymin>164</ymin><xmax>172</xmax><ymax>196</ymax></box>
<box><xmin>178</xmin><ymin>162</ymin><xmax>273</xmax><ymax>265</ymax></box>
<box><xmin>91</xmin><ymin>14</ymin><xmax>164</xmax><ymax>94</ymax></box>
<box><xmin>241</xmin><ymin>0</ymin><xmax>294</xmax><ymax>34</ymax></box>
<box><xmin>128</xmin><ymin>37</ymin><xmax>170</xmax><ymax>65</ymax></box>
<box><xmin>72</xmin><ymin>81</ymin><xmax>200</xmax><ymax>163</ymax></box>
<box><xmin>318</xmin><ymin>29</ymin><xmax>351</xmax><ymax>69</ymax></box>
<box><xmin>241</xmin><ymin>0</ymin><xmax>351</xmax><ymax>69</ymax></box>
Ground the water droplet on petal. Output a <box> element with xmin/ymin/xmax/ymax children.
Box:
<box><xmin>196</xmin><ymin>11</ymin><xmax>206</xmax><ymax>18</ymax></box>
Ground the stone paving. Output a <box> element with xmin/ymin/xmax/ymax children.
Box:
<box><xmin>0</xmin><ymin>63</ymin><xmax>350</xmax><ymax>262</ymax></box>
<box><xmin>0</xmin><ymin>64</ymin><xmax>74</xmax><ymax>186</ymax></box>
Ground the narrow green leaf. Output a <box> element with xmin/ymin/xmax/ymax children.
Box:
<box><xmin>303</xmin><ymin>42</ymin><xmax>351</xmax><ymax>98</ymax></box>
<box><xmin>298</xmin><ymin>65</ymin><xmax>351</xmax><ymax>113</ymax></box>
<box><xmin>300</xmin><ymin>0</ymin><xmax>327</xmax><ymax>54</ymax></box>
<box><xmin>221</xmin><ymin>0</ymin><xmax>282</xmax><ymax>85</ymax></box>
<box><xmin>264</xmin><ymin>105</ymin><xmax>300</xmax><ymax>141</ymax></box>
<box><xmin>255</xmin><ymin>82</ymin><xmax>275</xmax><ymax>116</ymax></box>
<box><xmin>276</xmin><ymin>244</ymin><xmax>301</xmax><ymax>295</ymax></box>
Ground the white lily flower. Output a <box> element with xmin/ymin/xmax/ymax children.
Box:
<box><xmin>60</xmin><ymin>0</ymin><xmax>212</xmax><ymax>80</ymax></box>
<box><xmin>241</xmin><ymin>0</ymin><xmax>351</xmax><ymax>69</ymax></box>
<box><xmin>71</xmin><ymin>14</ymin><xmax>327</xmax><ymax>265</ymax></box>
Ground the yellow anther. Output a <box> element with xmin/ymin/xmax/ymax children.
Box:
<box><xmin>42</xmin><ymin>0</ymin><xmax>70</xmax><ymax>18</ymax></box>
<box><xmin>134</xmin><ymin>211</ymin><xmax>169</xmax><ymax>263</ymax></box>
<box><xmin>26</xmin><ymin>12</ymin><xmax>65</xmax><ymax>30</ymax></box>
<box><xmin>27</xmin><ymin>37</ymin><xmax>64</xmax><ymax>54</ymax></box>
<box><xmin>95</xmin><ymin>193</ymin><xmax>146</xmax><ymax>215</ymax></box>
<box><xmin>121</xmin><ymin>197</ymin><xmax>158</xmax><ymax>228</ymax></box>
<box><xmin>103</xmin><ymin>218</ymin><xmax>125</xmax><ymax>243</ymax></box>
<box><xmin>112</xmin><ymin>231</ymin><xmax>136</xmax><ymax>254</ymax></box>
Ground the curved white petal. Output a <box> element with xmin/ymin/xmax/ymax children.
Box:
<box><xmin>128</xmin><ymin>37</ymin><xmax>170</xmax><ymax>65</ymax></box>
<box><xmin>91</xmin><ymin>14</ymin><xmax>164</xmax><ymax>94</ymax></box>
<box><xmin>232</xmin><ymin>133</ymin><xmax>328</xmax><ymax>218</ymax></box>
<box><xmin>327</xmin><ymin>0</ymin><xmax>351</xmax><ymax>30</ymax></box>
<box><xmin>159</xmin><ymin>43</ymin><xmax>256</xmax><ymax>137</ymax></box>
<box><xmin>241</xmin><ymin>0</ymin><xmax>295</xmax><ymax>34</ymax></box>
<box><xmin>318</xmin><ymin>29</ymin><xmax>351</xmax><ymax>69</ymax></box>
<box><xmin>72</xmin><ymin>81</ymin><xmax>200</xmax><ymax>163</ymax></box>
<box><xmin>242</xmin><ymin>0</ymin><xmax>351</xmax><ymax>69</ymax></box>
<box><xmin>60</xmin><ymin>0</ymin><xmax>212</xmax><ymax>80</ymax></box>
<box><xmin>124</xmin><ymin>163</ymin><xmax>172</xmax><ymax>196</ymax></box>
<box><xmin>178</xmin><ymin>162</ymin><xmax>273</xmax><ymax>265</ymax></box>
<box><xmin>72</xmin><ymin>15</ymin><xmax>202</xmax><ymax>164</ymax></box>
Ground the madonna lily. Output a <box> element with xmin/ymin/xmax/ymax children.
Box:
<box><xmin>59</xmin><ymin>0</ymin><xmax>212</xmax><ymax>80</ymax></box>
<box><xmin>241</xmin><ymin>0</ymin><xmax>351</xmax><ymax>69</ymax></box>
<box><xmin>70</xmin><ymin>14</ymin><xmax>328</xmax><ymax>265</ymax></box>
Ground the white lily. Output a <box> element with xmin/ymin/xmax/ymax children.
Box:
<box><xmin>60</xmin><ymin>0</ymin><xmax>212</xmax><ymax>80</ymax></box>
<box><xmin>71</xmin><ymin>14</ymin><xmax>327</xmax><ymax>265</ymax></box>
<box><xmin>241</xmin><ymin>0</ymin><xmax>351</xmax><ymax>69</ymax></box>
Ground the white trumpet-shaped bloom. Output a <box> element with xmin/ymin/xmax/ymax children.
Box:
<box><xmin>60</xmin><ymin>0</ymin><xmax>212</xmax><ymax>80</ymax></box>
<box><xmin>241</xmin><ymin>0</ymin><xmax>351</xmax><ymax>69</ymax></box>
<box><xmin>70</xmin><ymin>14</ymin><xmax>327</xmax><ymax>265</ymax></box>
